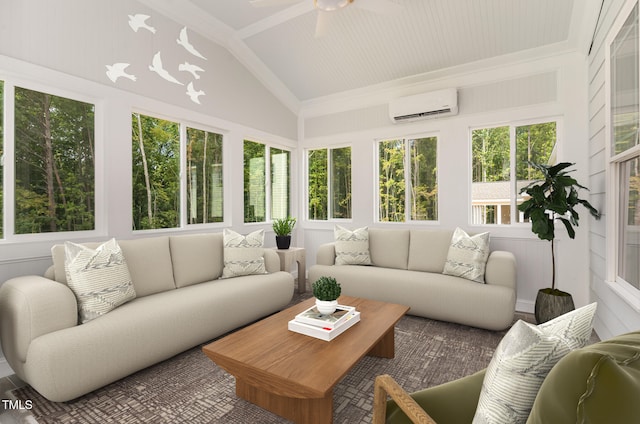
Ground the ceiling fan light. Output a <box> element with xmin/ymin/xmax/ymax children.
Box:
<box><xmin>314</xmin><ymin>0</ymin><xmax>352</xmax><ymax>12</ymax></box>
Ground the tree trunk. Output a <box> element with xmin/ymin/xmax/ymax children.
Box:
<box><xmin>202</xmin><ymin>131</ymin><xmax>208</xmax><ymax>223</ymax></box>
<box><xmin>135</xmin><ymin>113</ymin><xmax>153</xmax><ymax>226</ymax></box>
<box><xmin>42</xmin><ymin>94</ymin><xmax>57</xmax><ymax>232</ymax></box>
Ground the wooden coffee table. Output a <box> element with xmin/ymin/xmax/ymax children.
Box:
<box><xmin>202</xmin><ymin>295</ymin><xmax>409</xmax><ymax>424</ymax></box>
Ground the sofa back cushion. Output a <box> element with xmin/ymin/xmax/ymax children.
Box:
<box><xmin>407</xmin><ymin>229</ymin><xmax>454</xmax><ymax>273</ymax></box>
<box><xmin>369</xmin><ymin>228</ymin><xmax>410</xmax><ymax>270</ymax></box>
<box><xmin>52</xmin><ymin>237</ymin><xmax>175</xmax><ymax>297</ymax></box>
<box><xmin>170</xmin><ymin>233</ymin><xmax>224</xmax><ymax>288</ymax></box>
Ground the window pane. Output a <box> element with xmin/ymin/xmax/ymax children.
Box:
<box><xmin>379</xmin><ymin>139</ymin><xmax>405</xmax><ymax>222</ymax></box>
<box><xmin>15</xmin><ymin>87</ymin><xmax>95</xmax><ymax>234</ymax></box>
<box><xmin>409</xmin><ymin>137</ymin><xmax>437</xmax><ymax>221</ymax></box>
<box><xmin>471</xmin><ymin>127</ymin><xmax>509</xmax><ymax>224</ymax></box>
<box><xmin>619</xmin><ymin>157</ymin><xmax>640</xmax><ymax>290</ymax></box>
<box><xmin>331</xmin><ymin>147</ymin><xmax>352</xmax><ymax>219</ymax></box>
<box><xmin>0</xmin><ymin>81</ymin><xmax>3</xmax><ymax>238</ymax></box>
<box><xmin>515</xmin><ymin>122</ymin><xmax>557</xmax><ymax>223</ymax></box>
<box><xmin>308</xmin><ymin>149</ymin><xmax>328</xmax><ymax>220</ymax></box>
<box><xmin>611</xmin><ymin>3</ymin><xmax>639</xmax><ymax>156</ymax></box>
<box><xmin>132</xmin><ymin>113</ymin><xmax>180</xmax><ymax>230</ymax></box>
<box><xmin>244</xmin><ymin>140</ymin><xmax>265</xmax><ymax>223</ymax></box>
<box><xmin>186</xmin><ymin>128</ymin><xmax>223</xmax><ymax>224</ymax></box>
<box><xmin>271</xmin><ymin>147</ymin><xmax>290</xmax><ymax>220</ymax></box>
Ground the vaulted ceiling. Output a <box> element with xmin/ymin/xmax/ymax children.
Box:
<box><xmin>140</xmin><ymin>0</ymin><xmax>601</xmax><ymax>112</ymax></box>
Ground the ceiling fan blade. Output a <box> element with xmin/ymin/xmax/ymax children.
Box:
<box><xmin>355</xmin><ymin>0</ymin><xmax>402</xmax><ymax>15</ymax></box>
<box><xmin>249</xmin><ymin>0</ymin><xmax>300</xmax><ymax>7</ymax></box>
<box><xmin>315</xmin><ymin>10</ymin><xmax>332</xmax><ymax>38</ymax></box>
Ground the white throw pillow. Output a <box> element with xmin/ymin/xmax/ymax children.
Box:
<box><xmin>442</xmin><ymin>227</ymin><xmax>490</xmax><ymax>283</ymax></box>
<box><xmin>221</xmin><ymin>229</ymin><xmax>266</xmax><ymax>278</ymax></box>
<box><xmin>64</xmin><ymin>238</ymin><xmax>137</xmax><ymax>324</ymax></box>
<box><xmin>334</xmin><ymin>225</ymin><xmax>372</xmax><ymax>265</ymax></box>
<box><xmin>472</xmin><ymin>303</ymin><xmax>597</xmax><ymax>424</ymax></box>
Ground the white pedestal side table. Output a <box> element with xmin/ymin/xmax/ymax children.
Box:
<box><xmin>271</xmin><ymin>247</ymin><xmax>306</xmax><ymax>293</ymax></box>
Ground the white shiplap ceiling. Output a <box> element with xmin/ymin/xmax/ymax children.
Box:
<box><xmin>140</xmin><ymin>0</ymin><xmax>601</xmax><ymax>112</ymax></box>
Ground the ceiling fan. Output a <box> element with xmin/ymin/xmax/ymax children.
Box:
<box><xmin>250</xmin><ymin>0</ymin><xmax>402</xmax><ymax>37</ymax></box>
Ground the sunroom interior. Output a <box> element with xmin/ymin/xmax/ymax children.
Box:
<box><xmin>0</xmin><ymin>0</ymin><xmax>639</xmax><ymax>381</ymax></box>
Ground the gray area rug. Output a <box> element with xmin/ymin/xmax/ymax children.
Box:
<box><xmin>10</xmin><ymin>297</ymin><xmax>524</xmax><ymax>423</ymax></box>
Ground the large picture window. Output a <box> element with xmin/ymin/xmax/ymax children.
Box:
<box><xmin>378</xmin><ymin>136</ymin><xmax>438</xmax><ymax>222</ymax></box>
<box><xmin>132</xmin><ymin>112</ymin><xmax>224</xmax><ymax>231</ymax></box>
<box><xmin>243</xmin><ymin>140</ymin><xmax>290</xmax><ymax>223</ymax></box>
<box><xmin>307</xmin><ymin>146</ymin><xmax>351</xmax><ymax>220</ymax></box>
<box><xmin>471</xmin><ymin>121</ymin><xmax>556</xmax><ymax>225</ymax></box>
<box><xmin>608</xmin><ymin>1</ymin><xmax>640</xmax><ymax>293</ymax></box>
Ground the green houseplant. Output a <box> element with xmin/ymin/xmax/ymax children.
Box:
<box><xmin>272</xmin><ymin>216</ymin><xmax>296</xmax><ymax>249</ymax></box>
<box><xmin>312</xmin><ymin>276</ymin><xmax>342</xmax><ymax>314</ymax></box>
<box><xmin>518</xmin><ymin>162</ymin><xmax>601</xmax><ymax>323</ymax></box>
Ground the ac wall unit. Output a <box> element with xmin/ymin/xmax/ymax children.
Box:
<box><xmin>389</xmin><ymin>88</ymin><xmax>458</xmax><ymax>123</ymax></box>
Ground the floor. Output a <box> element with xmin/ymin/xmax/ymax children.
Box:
<box><xmin>0</xmin><ymin>374</ymin><xmax>34</xmax><ymax>423</ymax></box>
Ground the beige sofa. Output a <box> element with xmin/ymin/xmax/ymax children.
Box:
<box><xmin>0</xmin><ymin>233</ymin><xmax>294</xmax><ymax>402</ymax></box>
<box><xmin>308</xmin><ymin>228</ymin><xmax>516</xmax><ymax>331</ymax></box>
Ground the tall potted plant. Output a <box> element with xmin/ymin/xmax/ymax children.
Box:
<box><xmin>272</xmin><ymin>216</ymin><xmax>296</xmax><ymax>249</ymax></box>
<box><xmin>518</xmin><ymin>162</ymin><xmax>601</xmax><ymax>323</ymax></box>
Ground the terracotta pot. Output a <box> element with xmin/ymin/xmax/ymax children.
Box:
<box><xmin>534</xmin><ymin>288</ymin><xmax>575</xmax><ymax>324</ymax></box>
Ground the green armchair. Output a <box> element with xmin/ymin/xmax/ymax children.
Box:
<box><xmin>374</xmin><ymin>331</ymin><xmax>640</xmax><ymax>424</ymax></box>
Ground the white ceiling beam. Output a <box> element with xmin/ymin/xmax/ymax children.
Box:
<box><xmin>237</xmin><ymin>2</ymin><xmax>314</xmax><ymax>40</ymax></box>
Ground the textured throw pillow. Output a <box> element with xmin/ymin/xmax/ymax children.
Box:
<box><xmin>442</xmin><ymin>227</ymin><xmax>490</xmax><ymax>283</ymax></box>
<box><xmin>472</xmin><ymin>303</ymin><xmax>597</xmax><ymax>424</ymax></box>
<box><xmin>334</xmin><ymin>225</ymin><xmax>372</xmax><ymax>265</ymax></box>
<box><xmin>221</xmin><ymin>229</ymin><xmax>266</xmax><ymax>278</ymax></box>
<box><xmin>64</xmin><ymin>238</ymin><xmax>137</xmax><ymax>324</ymax></box>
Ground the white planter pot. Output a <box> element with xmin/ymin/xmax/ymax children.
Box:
<box><xmin>315</xmin><ymin>299</ymin><xmax>338</xmax><ymax>315</ymax></box>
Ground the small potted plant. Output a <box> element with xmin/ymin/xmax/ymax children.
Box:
<box><xmin>312</xmin><ymin>276</ymin><xmax>342</xmax><ymax>315</ymax></box>
<box><xmin>518</xmin><ymin>161</ymin><xmax>601</xmax><ymax>323</ymax></box>
<box><xmin>272</xmin><ymin>216</ymin><xmax>296</xmax><ymax>249</ymax></box>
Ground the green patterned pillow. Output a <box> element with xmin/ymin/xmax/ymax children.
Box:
<box><xmin>334</xmin><ymin>225</ymin><xmax>372</xmax><ymax>265</ymax></box>
<box><xmin>64</xmin><ymin>239</ymin><xmax>137</xmax><ymax>324</ymax></box>
<box><xmin>472</xmin><ymin>303</ymin><xmax>597</xmax><ymax>424</ymax></box>
<box><xmin>442</xmin><ymin>227</ymin><xmax>490</xmax><ymax>283</ymax></box>
<box><xmin>221</xmin><ymin>229</ymin><xmax>266</xmax><ymax>278</ymax></box>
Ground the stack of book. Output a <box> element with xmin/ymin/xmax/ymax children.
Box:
<box><xmin>288</xmin><ymin>304</ymin><xmax>360</xmax><ymax>341</ymax></box>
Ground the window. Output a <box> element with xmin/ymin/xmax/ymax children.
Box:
<box><xmin>243</xmin><ymin>140</ymin><xmax>290</xmax><ymax>223</ymax></box>
<box><xmin>608</xmin><ymin>1</ymin><xmax>640</xmax><ymax>292</ymax></box>
<box><xmin>378</xmin><ymin>136</ymin><xmax>438</xmax><ymax>222</ymax></box>
<box><xmin>132</xmin><ymin>112</ymin><xmax>224</xmax><ymax>230</ymax></box>
<box><xmin>471</xmin><ymin>122</ymin><xmax>557</xmax><ymax>225</ymax></box>
<box><xmin>4</xmin><ymin>85</ymin><xmax>96</xmax><ymax>237</ymax></box>
<box><xmin>307</xmin><ymin>146</ymin><xmax>352</xmax><ymax>220</ymax></box>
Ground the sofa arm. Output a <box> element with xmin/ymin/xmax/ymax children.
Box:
<box><xmin>485</xmin><ymin>251</ymin><xmax>516</xmax><ymax>290</ymax></box>
<box><xmin>316</xmin><ymin>242</ymin><xmax>336</xmax><ymax>266</ymax></box>
<box><xmin>0</xmin><ymin>276</ymin><xmax>77</xmax><ymax>367</ymax></box>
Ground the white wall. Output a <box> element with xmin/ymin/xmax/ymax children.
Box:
<box><xmin>300</xmin><ymin>52</ymin><xmax>594</xmax><ymax>315</ymax></box>
<box><xmin>587</xmin><ymin>0</ymin><xmax>640</xmax><ymax>340</ymax></box>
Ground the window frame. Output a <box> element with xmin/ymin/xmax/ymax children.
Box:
<box><xmin>306</xmin><ymin>145</ymin><xmax>352</xmax><ymax>222</ymax></box>
<box><xmin>1</xmin><ymin>76</ymin><xmax>104</xmax><ymax>242</ymax></box>
<box><xmin>132</xmin><ymin>109</ymin><xmax>228</xmax><ymax>233</ymax></box>
<box><xmin>468</xmin><ymin>117</ymin><xmax>561</xmax><ymax>228</ymax></box>
<box><xmin>605</xmin><ymin>0</ymin><xmax>640</xmax><ymax>310</ymax></box>
<box><xmin>243</xmin><ymin>138</ymin><xmax>292</xmax><ymax>224</ymax></box>
<box><xmin>374</xmin><ymin>134</ymin><xmax>440</xmax><ymax>224</ymax></box>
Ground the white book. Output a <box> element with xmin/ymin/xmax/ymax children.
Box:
<box><xmin>294</xmin><ymin>304</ymin><xmax>356</xmax><ymax>329</ymax></box>
<box><xmin>288</xmin><ymin>311</ymin><xmax>360</xmax><ymax>341</ymax></box>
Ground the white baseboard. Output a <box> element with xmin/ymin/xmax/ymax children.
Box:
<box><xmin>0</xmin><ymin>358</ymin><xmax>14</xmax><ymax>379</ymax></box>
<box><xmin>516</xmin><ymin>299</ymin><xmax>535</xmax><ymax>314</ymax></box>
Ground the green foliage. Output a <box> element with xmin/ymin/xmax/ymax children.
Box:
<box><xmin>518</xmin><ymin>162</ymin><xmax>601</xmax><ymax>290</ymax></box>
<box><xmin>244</xmin><ymin>140</ymin><xmax>266</xmax><ymax>223</ymax></box>
<box><xmin>312</xmin><ymin>276</ymin><xmax>341</xmax><ymax>301</ymax></box>
<box><xmin>186</xmin><ymin>127</ymin><xmax>223</xmax><ymax>224</ymax></box>
<box><xmin>308</xmin><ymin>147</ymin><xmax>352</xmax><ymax>220</ymax></box>
<box><xmin>272</xmin><ymin>216</ymin><xmax>296</xmax><ymax>236</ymax></box>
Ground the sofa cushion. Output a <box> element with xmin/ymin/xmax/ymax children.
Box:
<box><xmin>369</xmin><ymin>228</ymin><xmax>409</xmax><ymax>269</ymax></box>
<box><xmin>118</xmin><ymin>237</ymin><xmax>176</xmax><ymax>297</ymax></box>
<box><xmin>334</xmin><ymin>225</ymin><xmax>372</xmax><ymax>265</ymax></box>
<box><xmin>170</xmin><ymin>233</ymin><xmax>224</xmax><ymax>288</ymax></box>
<box><xmin>443</xmin><ymin>228</ymin><xmax>490</xmax><ymax>283</ymax></box>
<box><xmin>221</xmin><ymin>229</ymin><xmax>266</xmax><ymax>278</ymax></box>
<box><xmin>64</xmin><ymin>239</ymin><xmax>136</xmax><ymax>324</ymax></box>
<box><xmin>408</xmin><ymin>229</ymin><xmax>454</xmax><ymax>273</ymax></box>
<box><xmin>473</xmin><ymin>303</ymin><xmax>597</xmax><ymax>424</ymax></box>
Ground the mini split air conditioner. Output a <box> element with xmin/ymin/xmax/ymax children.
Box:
<box><xmin>389</xmin><ymin>88</ymin><xmax>458</xmax><ymax>123</ymax></box>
